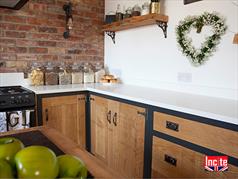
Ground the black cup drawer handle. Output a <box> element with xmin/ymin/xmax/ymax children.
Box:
<box><xmin>164</xmin><ymin>154</ymin><xmax>177</xmax><ymax>166</ymax></box>
<box><xmin>166</xmin><ymin>121</ymin><xmax>179</xmax><ymax>131</ymax></box>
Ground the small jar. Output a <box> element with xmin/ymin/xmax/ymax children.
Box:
<box><xmin>59</xmin><ymin>63</ymin><xmax>72</xmax><ymax>85</ymax></box>
<box><xmin>116</xmin><ymin>4</ymin><xmax>123</xmax><ymax>21</ymax></box>
<box><xmin>151</xmin><ymin>0</ymin><xmax>160</xmax><ymax>14</ymax></box>
<box><xmin>45</xmin><ymin>62</ymin><xmax>58</xmax><ymax>85</ymax></box>
<box><xmin>132</xmin><ymin>4</ymin><xmax>141</xmax><ymax>16</ymax></box>
<box><xmin>141</xmin><ymin>2</ymin><xmax>150</xmax><ymax>15</ymax></box>
<box><xmin>94</xmin><ymin>62</ymin><xmax>105</xmax><ymax>83</ymax></box>
<box><xmin>83</xmin><ymin>63</ymin><xmax>94</xmax><ymax>83</ymax></box>
<box><xmin>29</xmin><ymin>62</ymin><xmax>44</xmax><ymax>86</ymax></box>
<box><xmin>71</xmin><ymin>63</ymin><xmax>83</xmax><ymax>84</ymax></box>
<box><xmin>123</xmin><ymin>7</ymin><xmax>132</xmax><ymax>19</ymax></box>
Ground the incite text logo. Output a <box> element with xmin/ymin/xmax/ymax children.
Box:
<box><xmin>204</xmin><ymin>156</ymin><xmax>228</xmax><ymax>172</ymax></box>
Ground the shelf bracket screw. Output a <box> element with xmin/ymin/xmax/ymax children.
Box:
<box><xmin>106</xmin><ymin>31</ymin><xmax>116</xmax><ymax>44</ymax></box>
<box><xmin>156</xmin><ymin>21</ymin><xmax>168</xmax><ymax>38</ymax></box>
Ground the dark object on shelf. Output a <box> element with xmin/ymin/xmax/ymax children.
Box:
<box><xmin>184</xmin><ymin>0</ymin><xmax>202</xmax><ymax>5</ymax></box>
<box><xmin>131</xmin><ymin>11</ymin><xmax>141</xmax><ymax>17</ymax></box>
<box><xmin>2</xmin><ymin>130</ymin><xmax>94</xmax><ymax>178</ymax></box>
<box><xmin>63</xmin><ymin>2</ymin><xmax>73</xmax><ymax>39</ymax></box>
<box><xmin>105</xmin><ymin>15</ymin><xmax>116</xmax><ymax>24</ymax></box>
<box><xmin>116</xmin><ymin>12</ymin><xmax>123</xmax><ymax>21</ymax></box>
<box><xmin>0</xmin><ymin>0</ymin><xmax>28</xmax><ymax>10</ymax></box>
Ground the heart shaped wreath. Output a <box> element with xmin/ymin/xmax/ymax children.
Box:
<box><xmin>176</xmin><ymin>12</ymin><xmax>227</xmax><ymax>66</ymax></box>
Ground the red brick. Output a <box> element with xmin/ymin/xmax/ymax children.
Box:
<box><xmin>38</xmin><ymin>41</ymin><xmax>56</xmax><ymax>47</ymax></box>
<box><xmin>28</xmin><ymin>33</ymin><xmax>49</xmax><ymax>40</ymax></box>
<box><xmin>27</xmin><ymin>17</ymin><xmax>48</xmax><ymax>25</ymax></box>
<box><xmin>5</xmin><ymin>31</ymin><xmax>26</xmax><ymax>38</ymax></box>
<box><xmin>38</xmin><ymin>27</ymin><xmax>57</xmax><ymax>33</ymax></box>
<box><xmin>1</xmin><ymin>23</ymin><xmax>17</xmax><ymax>30</ymax></box>
<box><xmin>29</xmin><ymin>47</ymin><xmax>48</xmax><ymax>54</ymax></box>
<box><xmin>16</xmin><ymin>40</ymin><xmax>38</xmax><ymax>47</ymax></box>
<box><xmin>17</xmin><ymin>25</ymin><xmax>37</xmax><ymax>31</ymax></box>
<box><xmin>29</xmin><ymin>3</ymin><xmax>48</xmax><ymax>11</ymax></box>
<box><xmin>0</xmin><ymin>39</ymin><xmax>16</xmax><ymax>46</ymax></box>
<box><xmin>38</xmin><ymin>55</ymin><xmax>58</xmax><ymax>61</ymax></box>
<box><xmin>4</xmin><ymin>15</ymin><xmax>26</xmax><ymax>23</ymax></box>
<box><xmin>17</xmin><ymin>54</ymin><xmax>37</xmax><ymax>61</ymax></box>
<box><xmin>6</xmin><ymin>47</ymin><xmax>27</xmax><ymax>53</ymax></box>
<box><xmin>68</xmin><ymin>49</ymin><xmax>83</xmax><ymax>54</ymax></box>
<box><xmin>48</xmin><ymin>47</ymin><xmax>65</xmax><ymax>54</ymax></box>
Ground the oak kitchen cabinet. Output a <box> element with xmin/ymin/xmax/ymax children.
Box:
<box><xmin>36</xmin><ymin>90</ymin><xmax>238</xmax><ymax>179</ymax></box>
<box><xmin>90</xmin><ymin>95</ymin><xmax>146</xmax><ymax>178</ymax></box>
<box><xmin>152</xmin><ymin>111</ymin><xmax>238</xmax><ymax>178</ymax></box>
<box><xmin>41</xmin><ymin>94</ymin><xmax>86</xmax><ymax>148</ymax></box>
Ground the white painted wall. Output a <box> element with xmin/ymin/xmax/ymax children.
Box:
<box><xmin>105</xmin><ymin>0</ymin><xmax>238</xmax><ymax>100</ymax></box>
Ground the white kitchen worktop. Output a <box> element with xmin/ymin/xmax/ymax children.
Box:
<box><xmin>24</xmin><ymin>83</ymin><xmax>238</xmax><ymax>126</ymax></box>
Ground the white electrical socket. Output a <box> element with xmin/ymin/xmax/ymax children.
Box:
<box><xmin>177</xmin><ymin>72</ymin><xmax>192</xmax><ymax>83</ymax></box>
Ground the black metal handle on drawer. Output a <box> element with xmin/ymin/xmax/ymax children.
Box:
<box><xmin>164</xmin><ymin>154</ymin><xmax>177</xmax><ymax>166</ymax></box>
<box><xmin>166</xmin><ymin>121</ymin><xmax>179</xmax><ymax>131</ymax></box>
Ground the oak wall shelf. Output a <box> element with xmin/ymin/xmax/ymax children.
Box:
<box><xmin>102</xmin><ymin>13</ymin><xmax>169</xmax><ymax>44</ymax></box>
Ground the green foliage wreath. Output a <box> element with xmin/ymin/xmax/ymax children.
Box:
<box><xmin>176</xmin><ymin>12</ymin><xmax>227</xmax><ymax>66</ymax></box>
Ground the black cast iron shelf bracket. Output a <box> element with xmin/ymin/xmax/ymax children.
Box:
<box><xmin>156</xmin><ymin>20</ymin><xmax>168</xmax><ymax>38</ymax></box>
<box><xmin>105</xmin><ymin>31</ymin><xmax>116</xmax><ymax>44</ymax></box>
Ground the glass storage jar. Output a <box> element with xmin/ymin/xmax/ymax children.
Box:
<box><xmin>58</xmin><ymin>63</ymin><xmax>72</xmax><ymax>85</ymax></box>
<box><xmin>83</xmin><ymin>63</ymin><xmax>94</xmax><ymax>83</ymax></box>
<box><xmin>94</xmin><ymin>62</ymin><xmax>105</xmax><ymax>83</ymax></box>
<box><xmin>132</xmin><ymin>4</ymin><xmax>141</xmax><ymax>16</ymax></box>
<box><xmin>29</xmin><ymin>62</ymin><xmax>44</xmax><ymax>86</ymax></box>
<box><xmin>45</xmin><ymin>62</ymin><xmax>58</xmax><ymax>85</ymax></box>
<box><xmin>71</xmin><ymin>63</ymin><xmax>83</xmax><ymax>84</ymax></box>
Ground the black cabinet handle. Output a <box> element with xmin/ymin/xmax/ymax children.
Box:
<box><xmin>90</xmin><ymin>97</ymin><xmax>95</xmax><ymax>101</ymax></box>
<box><xmin>113</xmin><ymin>113</ymin><xmax>117</xmax><ymax>126</ymax></box>
<box><xmin>45</xmin><ymin>109</ymin><xmax>49</xmax><ymax>122</ymax></box>
<box><xmin>164</xmin><ymin>154</ymin><xmax>177</xmax><ymax>166</ymax></box>
<box><xmin>107</xmin><ymin>110</ymin><xmax>111</xmax><ymax>124</ymax></box>
<box><xmin>166</xmin><ymin>121</ymin><xmax>179</xmax><ymax>131</ymax></box>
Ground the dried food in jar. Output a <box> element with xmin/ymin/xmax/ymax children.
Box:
<box><xmin>45</xmin><ymin>62</ymin><xmax>58</xmax><ymax>85</ymax></box>
<box><xmin>83</xmin><ymin>63</ymin><xmax>94</xmax><ymax>83</ymax></box>
<box><xmin>59</xmin><ymin>63</ymin><xmax>71</xmax><ymax>85</ymax></box>
<box><xmin>71</xmin><ymin>63</ymin><xmax>83</xmax><ymax>84</ymax></box>
<box><xmin>29</xmin><ymin>63</ymin><xmax>44</xmax><ymax>86</ymax></box>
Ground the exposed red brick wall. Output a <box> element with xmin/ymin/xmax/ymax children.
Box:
<box><xmin>0</xmin><ymin>0</ymin><xmax>104</xmax><ymax>73</ymax></box>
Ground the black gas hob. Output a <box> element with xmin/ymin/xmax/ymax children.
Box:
<box><xmin>0</xmin><ymin>86</ymin><xmax>35</xmax><ymax>111</ymax></box>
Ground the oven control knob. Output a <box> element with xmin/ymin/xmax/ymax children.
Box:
<box><xmin>15</xmin><ymin>99</ymin><xmax>20</xmax><ymax>104</ymax></box>
<box><xmin>0</xmin><ymin>100</ymin><xmax>6</xmax><ymax>105</ymax></box>
<box><xmin>24</xmin><ymin>98</ymin><xmax>31</xmax><ymax>103</ymax></box>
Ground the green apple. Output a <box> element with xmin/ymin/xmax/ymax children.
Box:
<box><xmin>15</xmin><ymin>146</ymin><xmax>59</xmax><ymax>178</ymax></box>
<box><xmin>0</xmin><ymin>137</ymin><xmax>24</xmax><ymax>167</ymax></box>
<box><xmin>57</xmin><ymin>154</ymin><xmax>87</xmax><ymax>179</ymax></box>
<box><xmin>0</xmin><ymin>159</ymin><xmax>14</xmax><ymax>178</ymax></box>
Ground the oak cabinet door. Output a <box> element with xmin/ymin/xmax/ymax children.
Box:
<box><xmin>90</xmin><ymin>95</ymin><xmax>110</xmax><ymax>164</ymax></box>
<box><xmin>111</xmin><ymin>102</ymin><xmax>145</xmax><ymax>178</ymax></box>
<box><xmin>90</xmin><ymin>95</ymin><xmax>146</xmax><ymax>178</ymax></box>
<box><xmin>42</xmin><ymin>95</ymin><xmax>86</xmax><ymax>147</ymax></box>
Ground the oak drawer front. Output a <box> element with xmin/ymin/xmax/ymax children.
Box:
<box><xmin>153</xmin><ymin>112</ymin><xmax>238</xmax><ymax>158</ymax></box>
<box><xmin>151</xmin><ymin>137</ymin><xmax>238</xmax><ymax>178</ymax></box>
